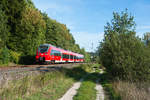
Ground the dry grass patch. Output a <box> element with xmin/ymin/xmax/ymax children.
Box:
<box><xmin>113</xmin><ymin>81</ymin><xmax>150</xmax><ymax>100</ymax></box>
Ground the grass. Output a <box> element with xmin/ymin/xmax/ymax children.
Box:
<box><xmin>73</xmin><ymin>73</ymin><xmax>99</xmax><ymax>100</ymax></box>
<box><xmin>112</xmin><ymin>80</ymin><xmax>150</xmax><ymax>100</ymax></box>
<box><xmin>91</xmin><ymin>63</ymin><xmax>104</xmax><ymax>73</ymax></box>
<box><xmin>100</xmin><ymin>72</ymin><xmax>150</xmax><ymax>100</ymax></box>
<box><xmin>81</xmin><ymin>63</ymin><xmax>102</xmax><ymax>73</ymax></box>
<box><xmin>0</xmin><ymin>62</ymin><xmax>18</xmax><ymax>67</ymax></box>
<box><xmin>0</xmin><ymin>65</ymin><xmax>87</xmax><ymax>100</ymax></box>
<box><xmin>100</xmin><ymin>73</ymin><xmax>121</xmax><ymax>100</ymax></box>
<box><xmin>73</xmin><ymin>64</ymin><xmax>106</xmax><ymax>100</ymax></box>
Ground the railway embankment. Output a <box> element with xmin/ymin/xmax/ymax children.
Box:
<box><xmin>0</xmin><ymin>64</ymin><xmax>88</xmax><ymax>100</ymax></box>
<box><xmin>0</xmin><ymin>63</ymin><xmax>82</xmax><ymax>86</ymax></box>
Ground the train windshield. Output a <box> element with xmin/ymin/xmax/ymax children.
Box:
<box><xmin>39</xmin><ymin>45</ymin><xmax>48</xmax><ymax>53</ymax></box>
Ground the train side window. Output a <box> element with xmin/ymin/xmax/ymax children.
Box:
<box><xmin>66</xmin><ymin>55</ymin><xmax>68</xmax><ymax>59</ymax></box>
<box><xmin>54</xmin><ymin>51</ymin><xmax>57</xmax><ymax>56</ymax></box>
<box><xmin>58</xmin><ymin>51</ymin><xmax>61</xmax><ymax>56</ymax></box>
<box><xmin>63</xmin><ymin>54</ymin><xmax>66</xmax><ymax>58</ymax></box>
<box><xmin>70</xmin><ymin>55</ymin><xmax>71</xmax><ymax>59</ymax></box>
<box><xmin>70</xmin><ymin>55</ymin><xmax>73</xmax><ymax>59</ymax></box>
<box><xmin>51</xmin><ymin>50</ymin><xmax>61</xmax><ymax>56</ymax></box>
<box><xmin>65</xmin><ymin>54</ymin><xmax>67</xmax><ymax>59</ymax></box>
<box><xmin>74</xmin><ymin>56</ymin><xmax>76</xmax><ymax>59</ymax></box>
<box><xmin>54</xmin><ymin>52</ymin><xmax>57</xmax><ymax>56</ymax></box>
<box><xmin>53</xmin><ymin>50</ymin><xmax>57</xmax><ymax>56</ymax></box>
<box><xmin>50</xmin><ymin>50</ymin><xmax>55</xmax><ymax>55</ymax></box>
<box><xmin>63</xmin><ymin>54</ymin><xmax>65</xmax><ymax>58</ymax></box>
<box><xmin>63</xmin><ymin>54</ymin><xmax>70</xmax><ymax>59</ymax></box>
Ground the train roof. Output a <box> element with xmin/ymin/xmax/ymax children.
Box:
<box><xmin>40</xmin><ymin>44</ymin><xmax>84</xmax><ymax>57</ymax></box>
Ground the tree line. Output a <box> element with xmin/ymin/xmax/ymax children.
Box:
<box><xmin>97</xmin><ymin>9</ymin><xmax>150</xmax><ymax>81</ymax></box>
<box><xmin>0</xmin><ymin>0</ymin><xmax>90</xmax><ymax>65</ymax></box>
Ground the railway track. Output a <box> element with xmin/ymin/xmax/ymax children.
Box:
<box><xmin>0</xmin><ymin>63</ymin><xmax>84</xmax><ymax>71</ymax></box>
<box><xmin>0</xmin><ymin>63</ymin><xmax>85</xmax><ymax>86</ymax></box>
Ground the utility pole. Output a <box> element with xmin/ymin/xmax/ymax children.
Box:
<box><xmin>91</xmin><ymin>42</ymin><xmax>93</xmax><ymax>51</ymax></box>
<box><xmin>91</xmin><ymin>42</ymin><xmax>94</xmax><ymax>63</ymax></box>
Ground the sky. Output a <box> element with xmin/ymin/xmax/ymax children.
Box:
<box><xmin>32</xmin><ymin>0</ymin><xmax>150</xmax><ymax>52</ymax></box>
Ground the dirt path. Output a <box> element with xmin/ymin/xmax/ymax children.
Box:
<box><xmin>58</xmin><ymin>78</ymin><xmax>84</xmax><ymax>100</ymax></box>
<box><xmin>58</xmin><ymin>74</ymin><xmax>105</xmax><ymax>100</ymax></box>
<box><xmin>95</xmin><ymin>80</ymin><xmax>105</xmax><ymax>100</ymax></box>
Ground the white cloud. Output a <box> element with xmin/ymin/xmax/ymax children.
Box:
<box><xmin>46</xmin><ymin>4</ymin><xmax>72</xmax><ymax>13</ymax></box>
<box><xmin>72</xmin><ymin>32</ymin><xmax>104</xmax><ymax>52</ymax></box>
<box><xmin>137</xmin><ymin>25</ymin><xmax>150</xmax><ymax>30</ymax></box>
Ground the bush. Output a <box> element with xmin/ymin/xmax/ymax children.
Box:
<box><xmin>0</xmin><ymin>47</ymin><xmax>10</xmax><ymax>64</ymax></box>
<box><xmin>0</xmin><ymin>49</ymin><xmax>2</xmax><ymax>64</ymax></box>
<box><xmin>9</xmin><ymin>51</ymin><xmax>21</xmax><ymax>64</ymax></box>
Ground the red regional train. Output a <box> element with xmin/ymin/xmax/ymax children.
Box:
<box><xmin>35</xmin><ymin>44</ymin><xmax>84</xmax><ymax>64</ymax></box>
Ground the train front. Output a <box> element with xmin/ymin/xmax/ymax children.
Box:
<box><xmin>35</xmin><ymin>44</ymin><xmax>50</xmax><ymax>63</ymax></box>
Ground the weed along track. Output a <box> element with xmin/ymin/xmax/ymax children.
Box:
<box><xmin>0</xmin><ymin>63</ymin><xmax>84</xmax><ymax>84</ymax></box>
<box><xmin>0</xmin><ymin>64</ymin><xmax>106</xmax><ymax>100</ymax></box>
<box><xmin>0</xmin><ymin>64</ymin><xmax>87</xmax><ymax>100</ymax></box>
<box><xmin>0</xmin><ymin>63</ymin><xmax>85</xmax><ymax>71</ymax></box>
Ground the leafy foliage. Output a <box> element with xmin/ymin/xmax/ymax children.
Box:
<box><xmin>16</xmin><ymin>6</ymin><xmax>46</xmax><ymax>55</ymax></box>
<box><xmin>0</xmin><ymin>47</ymin><xmax>10</xmax><ymax>64</ymax></box>
<box><xmin>9</xmin><ymin>51</ymin><xmax>21</xmax><ymax>64</ymax></box>
<box><xmin>98</xmin><ymin>10</ymin><xmax>150</xmax><ymax>81</ymax></box>
<box><xmin>143</xmin><ymin>32</ymin><xmax>150</xmax><ymax>46</ymax></box>
<box><xmin>0</xmin><ymin>6</ymin><xmax>9</xmax><ymax>48</ymax></box>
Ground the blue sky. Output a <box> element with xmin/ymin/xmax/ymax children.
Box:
<box><xmin>33</xmin><ymin>0</ymin><xmax>150</xmax><ymax>52</ymax></box>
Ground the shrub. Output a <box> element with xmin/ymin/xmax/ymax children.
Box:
<box><xmin>0</xmin><ymin>49</ymin><xmax>2</xmax><ymax>64</ymax></box>
<box><xmin>0</xmin><ymin>47</ymin><xmax>10</xmax><ymax>64</ymax></box>
<box><xmin>9</xmin><ymin>51</ymin><xmax>21</xmax><ymax>64</ymax></box>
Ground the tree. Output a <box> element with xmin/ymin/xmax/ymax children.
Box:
<box><xmin>16</xmin><ymin>6</ymin><xmax>46</xmax><ymax>55</ymax></box>
<box><xmin>80</xmin><ymin>48</ymin><xmax>91</xmax><ymax>62</ymax></box>
<box><xmin>0</xmin><ymin>0</ymin><xmax>86</xmax><ymax>64</ymax></box>
<box><xmin>42</xmin><ymin>12</ymin><xmax>80</xmax><ymax>52</ymax></box>
<box><xmin>42</xmin><ymin>13</ymin><xmax>62</xmax><ymax>46</ymax></box>
<box><xmin>0</xmin><ymin>0</ymin><xmax>27</xmax><ymax>50</ymax></box>
<box><xmin>0</xmin><ymin>7</ymin><xmax>10</xmax><ymax>64</ymax></box>
<box><xmin>144</xmin><ymin>32</ymin><xmax>150</xmax><ymax>46</ymax></box>
<box><xmin>99</xmin><ymin>10</ymin><xmax>150</xmax><ymax>81</ymax></box>
<box><xmin>0</xmin><ymin>6</ymin><xmax>9</xmax><ymax>48</ymax></box>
